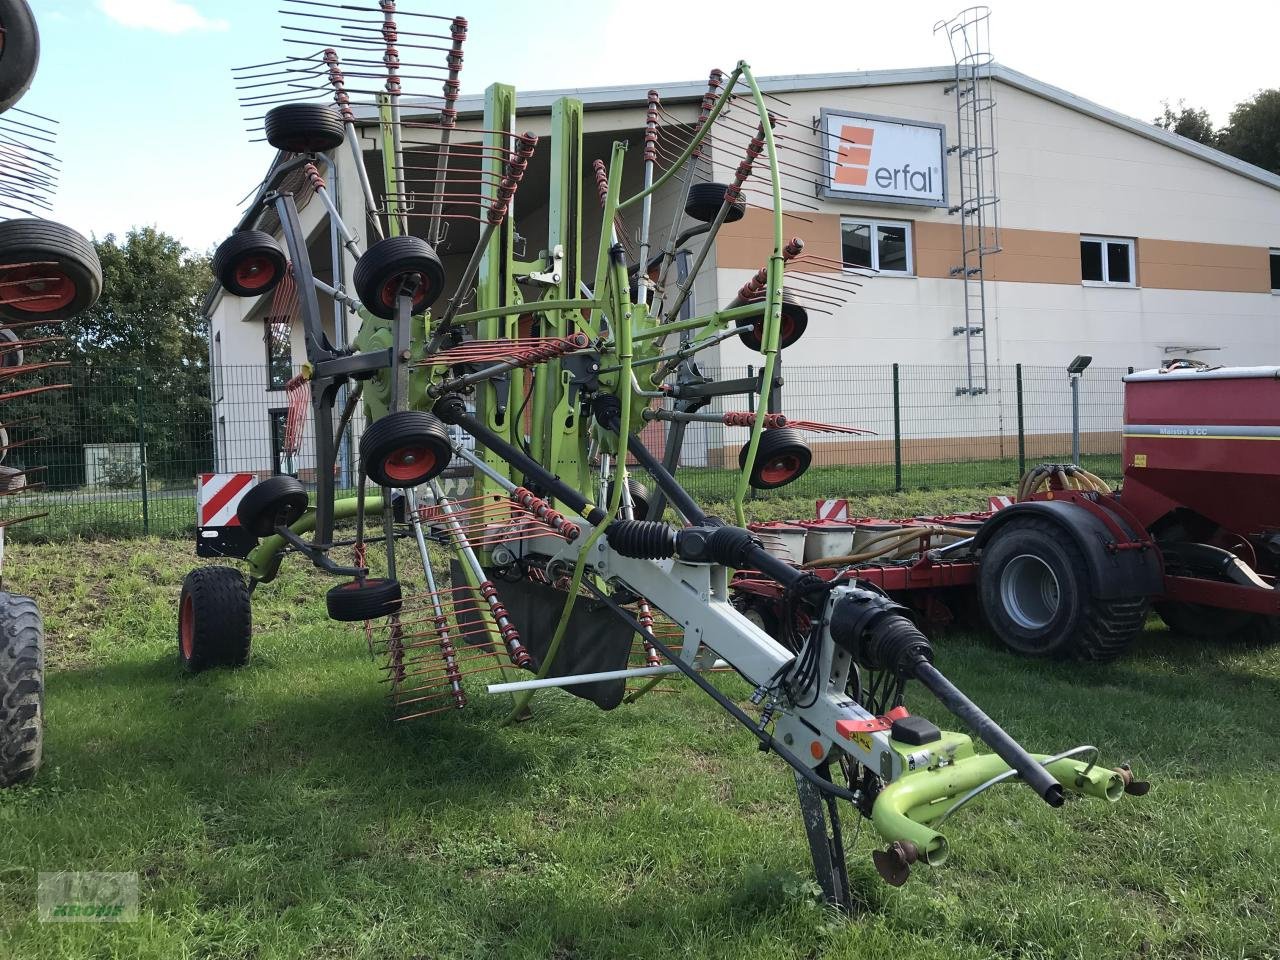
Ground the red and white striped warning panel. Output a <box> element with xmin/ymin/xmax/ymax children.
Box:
<box><xmin>988</xmin><ymin>495</ymin><xmax>1015</xmax><ymax>512</ymax></box>
<box><xmin>198</xmin><ymin>473</ymin><xmax>257</xmax><ymax>528</ymax></box>
<box><xmin>815</xmin><ymin>498</ymin><xmax>849</xmax><ymax>522</ymax></box>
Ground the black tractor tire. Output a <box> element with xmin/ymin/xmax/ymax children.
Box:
<box><xmin>979</xmin><ymin>515</ymin><xmax>1148</xmax><ymax>661</ymax></box>
<box><xmin>213</xmin><ymin>230</ymin><xmax>287</xmax><ymax>298</ymax></box>
<box><xmin>685</xmin><ymin>182</ymin><xmax>747</xmax><ymax>224</ymax></box>
<box><xmin>359</xmin><ymin>410</ymin><xmax>453</xmax><ymax>488</ymax></box>
<box><xmin>0</xmin><ymin>0</ymin><xmax>39</xmax><ymax>114</ymax></box>
<box><xmin>0</xmin><ymin>326</ymin><xmax>22</xmax><ymax>368</ymax></box>
<box><xmin>738</xmin><ymin>427</ymin><xmax>813</xmax><ymax>490</ymax></box>
<box><xmin>609</xmin><ymin>477</ymin><xmax>652</xmax><ymax>520</ymax></box>
<box><xmin>178</xmin><ymin>566</ymin><xmax>252</xmax><ymax>673</ymax></box>
<box><xmin>236</xmin><ymin>475</ymin><xmax>308</xmax><ymax>538</ymax></box>
<box><xmin>326</xmin><ymin>578</ymin><xmax>403</xmax><ymax>622</ymax></box>
<box><xmin>264</xmin><ymin>103</ymin><xmax>346</xmax><ymax>154</ymax></box>
<box><xmin>0</xmin><ymin>219</ymin><xmax>102</xmax><ymax>323</ymax></box>
<box><xmin>353</xmin><ymin>235</ymin><xmax>446</xmax><ymax>320</ymax></box>
<box><xmin>738</xmin><ymin>293</ymin><xmax>809</xmax><ymax>352</ymax></box>
<box><xmin>1155</xmin><ymin>601</ymin><xmax>1280</xmax><ymax>645</ymax></box>
<box><xmin>0</xmin><ymin>592</ymin><xmax>43</xmax><ymax>787</ymax></box>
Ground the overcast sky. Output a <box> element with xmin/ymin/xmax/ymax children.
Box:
<box><xmin>22</xmin><ymin>0</ymin><xmax>1280</xmax><ymax>251</ymax></box>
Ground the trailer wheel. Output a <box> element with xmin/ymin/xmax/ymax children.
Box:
<box><xmin>264</xmin><ymin>103</ymin><xmax>346</xmax><ymax>154</ymax></box>
<box><xmin>739</xmin><ymin>428</ymin><xmax>813</xmax><ymax>490</ymax></box>
<box><xmin>360</xmin><ymin>410</ymin><xmax>453</xmax><ymax>488</ymax></box>
<box><xmin>685</xmin><ymin>182</ymin><xmax>747</xmax><ymax>224</ymax></box>
<box><xmin>353</xmin><ymin>235</ymin><xmax>445</xmax><ymax>320</ymax></box>
<box><xmin>213</xmin><ymin>231</ymin><xmax>287</xmax><ymax>298</ymax></box>
<box><xmin>0</xmin><ymin>219</ymin><xmax>103</xmax><ymax>323</ymax></box>
<box><xmin>979</xmin><ymin>516</ymin><xmax>1148</xmax><ymax>661</ymax></box>
<box><xmin>178</xmin><ymin>567</ymin><xmax>252</xmax><ymax>673</ymax></box>
<box><xmin>1155</xmin><ymin>602</ymin><xmax>1280</xmax><ymax>646</ymax></box>
<box><xmin>608</xmin><ymin>477</ymin><xmax>652</xmax><ymax>520</ymax></box>
<box><xmin>738</xmin><ymin>294</ymin><xmax>809</xmax><ymax>352</ymax></box>
<box><xmin>326</xmin><ymin>578</ymin><xmax>403</xmax><ymax>622</ymax></box>
<box><xmin>0</xmin><ymin>0</ymin><xmax>39</xmax><ymax>114</ymax></box>
<box><xmin>0</xmin><ymin>592</ymin><xmax>42</xmax><ymax>787</ymax></box>
<box><xmin>236</xmin><ymin>475</ymin><xmax>308</xmax><ymax>537</ymax></box>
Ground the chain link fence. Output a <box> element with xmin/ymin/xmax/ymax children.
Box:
<box><xmin>0</xmin><ymin>362</ymin><xmax>1130</xmax><ymax>541</ymax></box>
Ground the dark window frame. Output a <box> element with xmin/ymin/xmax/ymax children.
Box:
<box><xmin>1269</xmin><ymin>248</ymin><xmax>1279</xmax><ymax>294</ymax></box>
<box><xmin>267</xmin><ymin>406</ymin><xmax>293</xmax><ymax>477</ymax></box>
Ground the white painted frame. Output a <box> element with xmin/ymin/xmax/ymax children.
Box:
<box><xmin>841</xmin><ymin>217</ymin><xmax>915</xmax><ymax>277</ymax></box>
<box><xmin>1080</xmin><ymin>235</ymin><xmax>1137</xmax><ymax>288</ymax></box>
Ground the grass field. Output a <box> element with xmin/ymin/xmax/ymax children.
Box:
<box><xmin>1</xmin><ymin>490</ymin><xmax>1277</xmax><ymax>959</ymax></box>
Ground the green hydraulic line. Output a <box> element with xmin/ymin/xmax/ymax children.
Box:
<box><xmin>508</xmin><ymin>143</ymin><xmax>634</xmax><ymax>722</ymax></box>
<box><xmin>730</xmin><ymin>63</ymin><xmax>785</xmax><ymax>526</ymax></box>
<box><xmin>871</xmin><ymin>752</ymin><xmax>1124</xmax><ymax>867</ymax></box>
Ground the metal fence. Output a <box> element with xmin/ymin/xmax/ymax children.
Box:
<box><xmin>0</xmin><ymin>362</ymin><xmax>1129</xmax><ymax>541</ymax></box>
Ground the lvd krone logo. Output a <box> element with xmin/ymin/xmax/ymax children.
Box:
<box><xmin>834</xmin><ymin>124</ymin><xmax>936</xmax><ymax>194</ymax></box>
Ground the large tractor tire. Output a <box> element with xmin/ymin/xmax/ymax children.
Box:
<box><xmin>0</xmin><ymin>219</ymin><xmax>103</xmax><ymax>323</ymax></box>
<box><xmin>178</xmin><ymin>567</ymin><xmax>252</xmax><ymax>672</ymax></box>
<box><xmin>0</xmin><ymin>592</ymin><xmax>43</xmax><ymax>787</ymax></box>
<box><xmin>979</xmin><ymin>515</ymin><xmax>1148</xmax><ymax>661</ymax></box>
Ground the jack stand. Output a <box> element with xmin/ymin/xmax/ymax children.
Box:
<box><xmin>794</xmin><ymin>762</ymin><xmax>853</xmax><ymax>912</ymax></box>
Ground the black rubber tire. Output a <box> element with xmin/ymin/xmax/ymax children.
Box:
<box><xmin>738</xmin><ymin>293</ymin><xmax>809</xmax><ymax>352</ymax></box>
<box><xmin>359</xmin><ymin>410</ymin><xmax>453</xmax><ymax>488</ymax></box>
<box><xmin>685</xmin><ymin>182</ymin><xmax>746</xmax><ymax>224</ymax></box>
<box><xmin>213</xmin><ymin>230</ymin><xmax>287</xmax><ymax>298</ymax></box>
<box><xmin>264</xmin><ymin>103</ymin><xmax>345</xmax><ymax>154</ymax></box>
<box><xmin>0</xmin><ymin>0</ymin><xmax>39</xmax><ymax>114</ymax></box>
<box><xmin>236</xmin><ymin>475</ymin><xmax>308</xmax><ymax>538</ymax></box>
<box><xmin>0</xmin><ymin>592</ymin><xmax>42</xmax><ymax>787</ymax></box>
<box><xmin>326</xmin><ymin>578</ymin><xmax>403</xmax><ymax>622</ymax></box>
<box><xmin>738</xmin><ymin>427</ymin><xmax>813</xmax><ymax>490</ymax></box>
<box><xmin>178</xmin><ymin>567</ymin><xmax>252</xmax><ymax>673</ymax></box>
<box><xmin>0</xmin><ymin>326</ymin><xmax>22</xmax><ymax>368</ymax></box>
<box><xmin>978</xmin><ymin>515</ymin><xmax>1148</xmax><ymax>661</ymax></box>
<box><xmin>0</xmin><ymin>219</ymin><xmax>102</xmax><ymax>323</ymax></box>
<box><xmin>1155</xmin><ymin>602</ymin><xmax>1280</xmax><ymax>645</ymax></box>
<box><xmin>353</xmin><ymin>235</ymin><xmax>446</xmax><ymax>320</ymax></box>
<box><xmin>609</xmin><ymin>477</ymin><xmax>652</xmax><ymax>520</ymax></box>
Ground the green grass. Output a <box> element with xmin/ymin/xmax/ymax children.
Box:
<box><xmin>0</xmin><ymin>499</ymin><xmax>1277</xmax><ymax>959</ymax></box>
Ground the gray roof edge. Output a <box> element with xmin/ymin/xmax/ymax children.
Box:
<box><xmin>388</xmin><ymin>62</ymin><xmax>1280</xmax><ymax>193</ymax></box>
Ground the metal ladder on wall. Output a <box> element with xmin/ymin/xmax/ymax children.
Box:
<box><xmin>936</xmin><ymin>7</ymin><xmax>1001</xmax><ymax>396</ymax></box>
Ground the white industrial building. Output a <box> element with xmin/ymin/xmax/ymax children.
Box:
<box><xmin>204</xmin><ymin>63</ymin><xmax>1280</xmax><ymax>476</ymax></box>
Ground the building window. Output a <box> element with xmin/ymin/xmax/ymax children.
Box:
<box><xmin>841</xmin><ymin>218</ymin><xmax>914</xmax><ymax>276</ymax></box>
<box><xmin>268</xmin><ymin>407</ymin><xmax>292</xmax><ymax>476</ymax></box>
<box><xmin>1271</xmin><ymin>248</ymin><xmax>1279</xmax><ymax>293</ymax></box>
<box><xmin>265</xmin><ymin>319</ymin><xmax>292</xmax><ymax>389</ymax></box>
<box><xmin>1080</xmin><ymin>235</ymin><xmax>1136</xmax><ymax>287</ymax></box>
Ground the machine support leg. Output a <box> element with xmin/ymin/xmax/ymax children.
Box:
<box><xmin>794</xmin><ymin>762</ymin><xmax>853</xmax><ymax>913</ymax></box>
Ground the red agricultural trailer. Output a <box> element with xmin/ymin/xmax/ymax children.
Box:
<box><xmin>733</xmin><ymin>363</ymin><xmax>1280</xmax><ymax>659</ymax></box>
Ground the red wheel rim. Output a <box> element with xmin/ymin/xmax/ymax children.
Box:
<box><xmin>380</xmin><ymin>274</ymin><xmax>429</xmax><ymax>310</ymax></box>
<box><xmin>233</xmin><ymin>256</ymin><xmax>277</xmax><ymax>291</ymax></box>
<box><xmin>382</xmin><ymin>445</ymin><xmax>435</xmax><ymax>483</ymax></box>
<box><xmin>760</xmin><ymin>453</ymin><xmax>802</xmax><ymax>485</ymax></box>
<box><xmin>179</xmin><ymin>594</ymin><xmax>195</xmax><ymax>660</ymax></box>
<box><xmin>0</xmin><ymin>265</ymin><xmax>76</xmax><ymax>313</ymax></box>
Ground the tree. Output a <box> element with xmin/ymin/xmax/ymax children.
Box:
<box><xmin>1152</xmin><ymin>100</ymin><xmax>1217</xmax><ymax>146</ymax></box>
<box><xmin>9</xmin><ymin>228</ymin><xmax>214</xmax><ymax>488</ymax></box>
<box><xmin>1217</xmin><ymin>89</ymin><xmax>1280</xmax><ymax>175</ymax></box>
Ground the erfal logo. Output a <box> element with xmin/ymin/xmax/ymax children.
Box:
<box><xmin>831</xmin><ymin>121</ymin><xmax>940</xmax><ymax>197</ymax></box>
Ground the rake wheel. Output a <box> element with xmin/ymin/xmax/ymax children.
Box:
<box><xmin>360</xmin><ymin>410</ymin><xmax>453</xmax><ymax>488</ymax></box>
<box><xmin>236</xmin><ymin>475</ymin><xmax>308</xmax><ymax>538</ymax></box>
<box><xmin>178</xmin><ymin>567</ymin><xmax>252</xmax><ymax>672</ymax></box>
<box><xmin>326</xmin><ymin>578</ymin><xmax>403</xmax><ymax>622</ymax></box>
<box><xmin>0</xmin><ymin>219</ymin><xmax>102</xmax><ymax>323</ymax></box>
<box><xmin>739</xmin><ymin>427</ymin><xmax>813</xmax><ymax>490</ymax></box>
<box><xmin>685</xmin><ymin>181</ymin><xmax>747</xmax><ymax>224</ymax></box>
<box><xmin>738</xmin><ymin>293</ymin><xmax>809</xmax><ymax>352</ymax></box>
<box><xmin>264</xmin><ymin>103</ymin><xmax>345</xmax><ymax>154</ymax></box>
<box><xmin>213</xmin><ymin>230</ymin><xmax>287</xmax><ymax>298</ymax></box>
<box><xmin>0</xmin><ymin>592</ymin><xmax>42</xmax><ymax>787</ymax></box>
<box><xmin>0</xmin><ymin>0</ymin><xmax>38</xmax><ymax>115</ymax></box>
<box><xmin>353</xmin><ymin>235</ymin><xmax>446</xmax><ymax>320</ymax></box>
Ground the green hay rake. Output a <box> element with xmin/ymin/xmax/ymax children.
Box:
<box><xmin>184</xmin><ymin>0</ymin><xmax>1146</xmax><ymax>907</ymax></box>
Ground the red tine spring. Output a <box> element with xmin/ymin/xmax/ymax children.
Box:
<box><xmin>692</xmin><ymin>68</ymin><xmax>724</xmax><ymax>159</ymax></box>
<box><xmin>322</xmin><ymin>49</ymin><xmax>356</xmax><ymax>124</ymax></box>
<box><xmin>487</xmin><ymin>133</ymin><xmax>538</xmax><ymax>225</ymax></box>
<box><xmin>644</xmin><ymin>90</ymin><xmax>660</xmax><ymax>165</ymax></box>
<box><xmin>736</xmin><ymin>238</ymin><xmax>805</xmax><ymax>302</ymax></box>
<box><xmin>724</xmin><ymin>120</ymin><xmax>771</xmax><ymax>208</ymax></box>
<box><xmin>511</xmin><ymin>487</ymin><xmax>580</xmax><ymax>542</ymax></box>
<box><xmin>441</xmin><ymin>17</ymin><xmax>466</xmax><ymax>123</ymax></box>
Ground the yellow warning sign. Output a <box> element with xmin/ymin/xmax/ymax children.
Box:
<box><xmin>1132</xmin><ymin>453</ymin><xmax>1148</xmax><ymax>468</ymax></box>
<box><xmin>848</xmin><ymin>730</ymin><xmax>873</xmax><ymax>752</ymax></box>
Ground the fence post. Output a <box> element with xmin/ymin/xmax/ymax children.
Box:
<box><xmin>1015</xmin><ymin>363</ymin><xmax>1025</xmax><ymax>478</ymax></box>
<box><xmin>891</xmin><ymin>363</ymin><xmax>902</xmax><ymax>492</ymax></box>
<box><xmin>136</xmin><ymin>367</ymin><xmax>150</xmax><ymax>537</ymax></box>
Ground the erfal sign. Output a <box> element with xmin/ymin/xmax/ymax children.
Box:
<box><xmin>819</xmin><ymin>109</ymin><xmax>947</xmax><ymax>207</ymax></box>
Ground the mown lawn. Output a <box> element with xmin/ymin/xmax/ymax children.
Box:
<box><xmin>0</xmin><ymin>490</ymin><xmax>1277</xmax><ymax>959</ymax></box>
